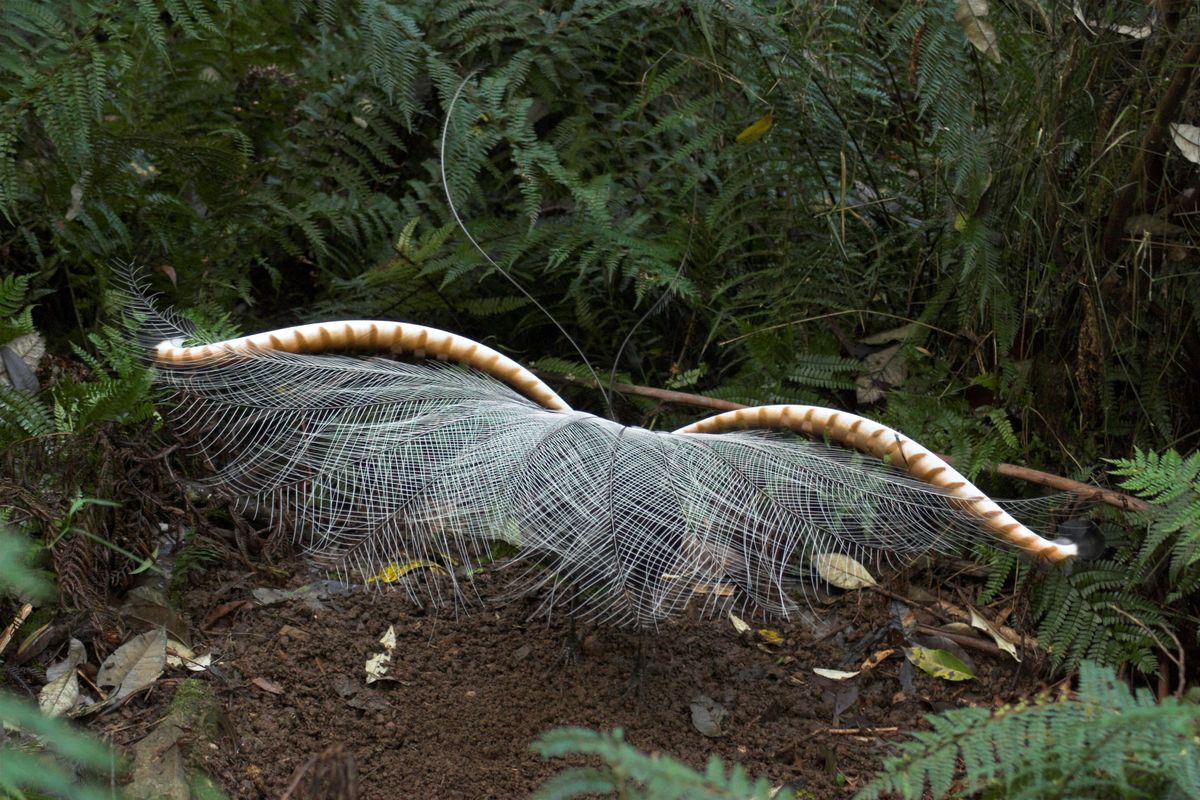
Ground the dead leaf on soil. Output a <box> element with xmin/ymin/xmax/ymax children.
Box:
<box><xmin>365</xmin><ymin>625</ymin><xmax>397</xmax><ymax>684</ymax></box>
<box><xmin>253</xmin><ymin>580</ymin><xmax>353</xmax><ymax>612</ymax></box>
<box><xmin>890</xmin><ymin>600</ymin><xmax>917</xmax><ymax>634</ymax></box>
<box><xmin>346</xmin><ymin>690</ymin><xmax>390</xmax><ymax>712</ymax></box>
<box><xmin>810</xmin><ymin>670</ymin><xmax>860</xmax><ymax>721</ymax></box>
<box><xmin>278</xmin><ymin>624</ymin><xmax>310</xmax><ymax>640</ymax></box>
<box><xmin>97</xmin><ymin>628</ymin><xmax>167</xmax><ymax>702</ymax></box>
<box><xmin>204</xmin><ymin>599</ymin><xmax>253</xmax><ymax>629</ymax></box>
<box><xmin>860</xmin><ymin>648</ymin><xmax>896</xmax><ymax>671</ymax></box>
<box><xmin>689</xmin><ymin>694</ymin><xmax>727</xmax><ymax>737</ymax></box>
<box><xmin>814</xmin><ymin>553</ymin><xmax>876</xmax><ymax>590</ymax></box>
<box><xmin>39</xmin><ymin>638</ymin><xmax>86</xmax><ymax>718</ymax></box>
<box><xmin>728</xmin><ymin>611</ymin><xmax>751</xmax><ymax>635</ymax></box>
<box><xmin>125</xmin><ymin>587</ymin><xmax>191</xmax><ymax>648</ymax></box>
<box><xmin>331</xmin><ymin>674</ymin><xmax>357</xmax><ymax>698</ymax></box>
<box><xmin>166</xmin><ymin>639</ymin><xmax>213</xmax><ymax>672</ymax></box>
<box><xmin>898</xmin><ymin>658</ymin><xmax>915</xmax><ymax>694</ymax></box>
<box><xmin>757</xmin><ymin>628</ymin><xmax>784</xmax><ymax>646</ymax></box>
<box><xmin>251</xmin><ymin>676</ymin><xmax>284</xmax><ymax>695</ymax></box>
<box><xmin>366</xmin><ymin>560</ymin><xmax>448</xmax><ymax>584</ymax></box>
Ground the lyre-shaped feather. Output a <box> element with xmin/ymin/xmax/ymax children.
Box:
<box><xmin>122</xmin><ymin>279</ymin><xmax>1076</xmax><ymax>628</ymax></box>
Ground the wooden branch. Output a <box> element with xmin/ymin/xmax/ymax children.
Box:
<box><xmin>541</xmin><ymin>371</ymin><xmax>1148</xmax><ymax>512</ymax></box>
<box><xmin>987</xmin><ymin>463</ymin><xmax>1146</xmax><ymax>512</ymax></box>
<box><xmin>917</xmin><ymin>623</ymin><xmax>1012</xmax><ymax>659</ymax></box>
<box><xmin>536</xmin><ymin>370</ymin><xmax>744</xmax><ymax>412</ymax></box>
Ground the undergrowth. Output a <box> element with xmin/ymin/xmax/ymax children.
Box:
<box><xmin>855</xmin><ymin>661</ymin><xmax>1200</xmax><ymax>799</ymax></box>
<box><xmin>531</xmin><ymin>664</ymin><xmax>1200</xmax><ymax>800</ymax></box>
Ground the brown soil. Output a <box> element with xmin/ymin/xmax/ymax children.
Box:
<box><xmin>100</xmin><ymin>559</ymin><xmax>1047</xmax><ymax>800</ymax></box>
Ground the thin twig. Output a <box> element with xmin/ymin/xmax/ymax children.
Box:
<box><xmin>822</xmin><ymin>726</ymin><xmax>900</xmax><ymax>736</ymax></box>
<box><xmin>0</xmin><ymin>603</ymin><xmax>32</xmax><ymax>657</ymax></box>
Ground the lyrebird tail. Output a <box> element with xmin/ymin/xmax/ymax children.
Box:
<box><xmin>119</xmin><ymin>272</ymin><xmax>1077</xmax><ymax>628</ymax></box>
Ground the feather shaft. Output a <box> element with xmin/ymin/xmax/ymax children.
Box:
<box><xmin>153</xmin><ymin>320</ymin><xmax>570</xmax><ymax>412</ymax></box>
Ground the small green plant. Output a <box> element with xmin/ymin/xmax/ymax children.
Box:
<box><xmin>45</xmin><ymin>495</ymin><xmax>162</xmax><ymax>579</ymax></box>
<box><xmin>855</xmin><ymin>661</ymin><xmax>1200</xmax><ymax>800</ymax></box>
<box><xmin>529</xmin><ymin>727</ymin><xmax>792</xmax><ymax>800</ymax></box>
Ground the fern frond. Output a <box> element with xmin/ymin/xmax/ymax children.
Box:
<box><xmin>856</xmin><ymin>661</ymin><xmax>1200</xmax><ymax>800</ymax></box>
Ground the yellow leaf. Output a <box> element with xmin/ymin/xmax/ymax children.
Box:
<box><xmin>861</xmin><ymin>648</ymin><xmax>896</xmax><ymax>671</ymax></box>
<box><xmin>757</xmin><ymin>628</ymin><xmax>784</xmax><ymax>646</ymax></box>
<box><xmin>367</xmin><ymin>560</ymin><xmax>448</xmax><ymax>584</ymax></box>
<box><xmin>736</xmin><ymin>112</ymin><xmax>773</xmax><ymax>144</ymax></box>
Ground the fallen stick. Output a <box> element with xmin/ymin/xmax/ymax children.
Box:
<box><xmin>0</xmin><ymin>602</ymin><xmax>32</xmax><ymax>657</ymax></box>
<box><xmin>823</xmin><ymin>726</ymin><xmax>900</xmax><ymax>736</ymax></box>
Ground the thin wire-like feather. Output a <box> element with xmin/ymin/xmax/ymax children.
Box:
<box><xmin>121</xmin><ymin>279</ymin><xmax>1076</xmax><ymax>628</ymax></box>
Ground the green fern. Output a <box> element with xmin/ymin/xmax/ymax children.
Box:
<box><xmin>856</xmin><ymin>661</ymin><xmax>1200</xmax><ymax>800</ymax></box>
<box><xmin>0</xmin><ymin>325</ymin><xmax>153</xmax><ymax>446</ymax></box>
<box><xmin>0</xmin><ymin>387</ymin><xmax>56</xmax><ymax>446</ymax></box>
<box><xmin>1033</xmin><ymin>564</ymin><xmax>1163</xmax><ymax>675</ymax></box>
<box><xmin>0</xmin><ymin>273</ymin><xmax>35</xmax><ymax>345</ymax></box>
<box><xmin>530</xmin><ymin>727</ymin><xmax>791</xmax><ymax>800</ymax></box>
<box><xmin>1109</xmin><ymin>449</ymin><xmax>1200</xmax><ymax>603</ymax></box>
<box><xmin>54</xmin><ymin>327</ymin><xmax>156</xmax><ymax>432</ymax></box>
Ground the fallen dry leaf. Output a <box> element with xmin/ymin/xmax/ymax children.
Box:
<box><xmin>251</xmin><ymin>676</ymin><xmax>284</xmax><ymax>695</ymax></box>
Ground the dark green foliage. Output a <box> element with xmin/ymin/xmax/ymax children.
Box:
<box><xmin>3</xmin><ymin>0</ymin><xmax>1198</xmax><ymax>684</ymax></box>
<box><xmin>0</xmin><ymin>527</ymin><xmax>117</xmax><ymax>800</ymax></box>
<box><xmin>1033</xmin><ymin>563</ymin><xmax>1166</xmax><ymax>675</ymax></box>
<box><xmin>0</xmin><ymin>274</ymin><xmax>35</xmax><ymax>345</ymax></box>
<box><xmin>0</xmin><ymin>320</ymin><xmax>154</xmax><ymax>449</ymax></box>
<box><xmin>1110</xmin><ymin>449</ymin><xmax>1200</xmax><ymax>603</ymax></box>
<box><xmin>855</xmin><ymin>661</ymin><xmax>1200</xmax><ymax>800</ymax></box>
<box><xmin>1022</xmin><ymin>450</ymin><xmax>1200</xmax><ymax>675</ymax></box>
<box><xmin>5</xmin><ymin>0</ymin><xmax>1199</xmax><ymax>458</ymax></box>
<box><xmin>530</xmin><ymin>727</ymin><xmax>792</xmax><ymax>800</ymax></box>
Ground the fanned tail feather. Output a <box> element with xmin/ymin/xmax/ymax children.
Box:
<box><xmin>118</xmin><ymin>272</ymin><xmax>1077</xmax><ymax>628</ymax></box>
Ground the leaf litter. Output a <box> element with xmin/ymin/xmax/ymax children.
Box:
<box><xmin>92</xmin><ymin>556</ymin><xmax>1055</xmax><ymax>798</ymax></box>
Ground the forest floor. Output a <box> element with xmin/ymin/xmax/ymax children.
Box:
<box><xmin>87</xmin><ymin>553</ymin><xmax>1052</xmax><ymax>799</ymax></box>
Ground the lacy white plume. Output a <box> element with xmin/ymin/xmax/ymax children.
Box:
<box><xmin>122</xmin><ymin>279</ymin><xmax>1076</xmax><ymax>628</ymax></box>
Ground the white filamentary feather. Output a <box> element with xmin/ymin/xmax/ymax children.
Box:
<box><xmin>122</xmin><ymin>280</ymin><xmax>1076</xmax><ymax>628</ymax></box>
